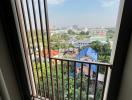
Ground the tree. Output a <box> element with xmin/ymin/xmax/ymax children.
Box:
<box><xmin>51</xmin><ymin>42</ymin><xmax>60</xmax><ymax>50</ymax></box>
<box><xmin>85</xmin><ymin>31</ymin><xmax>89</xmax><ymax>35</ymax></box>
<box><xmin>68</xmin><ymin>29</ymin><xmax>76</xmax><ymax>35</ymax></box>
<box><xmin>76</xmin><ymin>35</ymin><xmax>88</xmax><ymax>40</ymax></box>
<box><xmin>50</xmin><ymin>34</ymin><xmax>60</xmax><ymax>42</ymax></box>
<box><xmin>61</xmin><ymin>34</ymin><xmax>70</xmax><ymax>41</ymax></box>
<box><xmin>33</xmin><ymin>40</ymin><xmax>111</xmax><ymax>99</ymax></box>
<box><xmin>106</xmin><ymin>29</ymin><xmax>115</xmax><ymax>39</ymax></box>
<box><xmin>33</xmin><ymin>60</ymin><xmax>106</xmax><ymax>100</ymax></box>
<box><xmin>90</xmin><ymin>41</ymin><xmax>111</xmax><ymax>63</ymax></box>
<box><xmin>80</xmin><ymin>31</ymin><xmax>85</xmax><ymax>35</ymax></box>
<box><xmin>79</xmin><ymin>31</ymin><xmax>89</xmax><ymax>35</ymax></box>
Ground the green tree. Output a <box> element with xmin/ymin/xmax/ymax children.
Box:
<box><xmin>90</xmin><ymin>41</ymin><xmax>111</xmax><ymax>63</ymax></box>
<box><xmin>68</xmin><ymin>29</ymin><xmax>76</xmax><ymax>35</ymax></box>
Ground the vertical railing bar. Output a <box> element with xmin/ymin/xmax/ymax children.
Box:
<box><xmin>19</xmin><ymin>0</ymin><xmax>39</xmax><ymax>97</ymax></box>
<box><xmin>74</xmin><ymin>62</ymin><xmax>76</xmax><ymax>100</ymax></box>
<box><xmin>14</xmin><ymin>0</ymin><xmax>33</xmax><ymax>95</ymax></box>
<box><xmin>80</xmin><ymin>63</ymin><xmax>83</xmax><ymax>100</ymax></box>
<box><xmin>19</xmin><ymin>0</ymin><xmax>37</xmax><ymax>93</ymax></box>
<box><xmin>55</xmin><ymin>59</ymin><xmax>59</xmax><ymax>100</ymax></box>
<box><xmin>86</xmin><ymin>64</ymin><xmax>91</xmax><ymax>100</ymax></box>
<box><xmin>31</xmin><ymin>0</ymin><xmax>46</xmax><ymax>97</ymax></box>
<box><xmin>67</xmin><ymin>61</ymin><xmax>70</xmax><ymax>100</ymax></box>
<box><xmin>25</xmin><ymin>0</ymin><xmax>41</xmax><ymax>95</ymax></box>
<box><xmin>93</xmin><ymin>65</ymin><xmax>99</xmax><ymax>100</ymax></box>
<box><xmin>61</xmin><ymin>60</ymin><xmax>64</xmax><ymax>100</ymax></box>
<box><xmin>50</xmin><ymin>59</ymin><xmax>55</xmax><ymax>100</ymax></box>
<box><xmin>20</xmin><ymin>0</ymin><xmax>38</xmax><ymax>95</ymax></box>
<box><xmin>43</xmin><ymin>82</ymin><xmax>46</xmax><ymax>100</ymax></box>
<box><xmin>32</xmin><ymin>0</ymin><xmax>45</xmax><ymax>97</ymax></box>
<box><xmin>43</xmin><ymin>0</ymin><xmax>55</xmax><ymax>99</ymax></box>
<box><xmin>101</xmin><ymin>66</ymin><xmax>108</xmax><ymax>100</ymax></box>
<box><xmin>37</xmin><ymin>0</ymin><xmax>50</xmax><ymax>99</ymax></box>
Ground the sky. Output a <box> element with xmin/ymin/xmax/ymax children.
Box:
<box><xmin>22</xmin><ymin>0</ymin><xmax>120</xmax><ymax>29</ymax></box>
<box><xmin>47</xmin><ymin>0</ymin><xmax>120</xmax><ymax>28</ymax></box>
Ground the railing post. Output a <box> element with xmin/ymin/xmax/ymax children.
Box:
<box><xmin>14</xmin><ymin>0</ymin><xmax>36</xmax><ymax>96</ymax></box>
<box><xmin>43</xmin><ymin>0</ymin><xmax>55</xmax><ymax>99</ymax></box>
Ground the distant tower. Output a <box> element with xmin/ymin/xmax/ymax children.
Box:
<box><xmin>72</xmin><ymin>25</ymin><xmax>79</xmax><ymax>30</ymax></box>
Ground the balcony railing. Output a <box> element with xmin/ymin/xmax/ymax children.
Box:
<box><xmin>13</xmin><ymin>0</ymin><xmax>112</xmax><ymax>100</ymax></box>
<box><xmin>31</xmin><ymin>57</ymin><xmax>111</xmax><ymax>100</ymax></box>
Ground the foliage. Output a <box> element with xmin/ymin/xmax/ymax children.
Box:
<box><xmin>33</xmin><ymin>61</ymin><xmax>105</xmax><ymax>100</ymax></box>
<box><xmin>50</xmin><ymin>33</ymin><xmax>71</xmax><ymax>50</ymax></box>
<box><xmin>31</xmin><ymin>30</ymin><xmax>112</xmax><ymax>100</ymax></box>
<box><xmin>67</xmin><ymin>29</ymin><xmax>76</xmax><ymax>35</ymax></box>
<box><xmin>80</xmin><ymin>31</ymin><xmax>89</xmax><ymax>35</ymax></box>
<box><xmin>75</xmin><ymin>35</ymin><xmax>90</xmax><ymax>40</ymax></box>
<box><xmin>89</xmin><ymin>41</ymin><xmax>111</xmax><ymax>63</ymax></box>
<box><xmin>106</xmin><ymin>29</ymin><xmax>115</xmax><ymax>39</ymax></box>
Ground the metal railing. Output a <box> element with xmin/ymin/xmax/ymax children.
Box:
<box><xmin>30</xmin><ymin>57</ymin><xmax>111</xmax><ymax>100</ymax></box>
<box><xmin>13</xmin><ymin>0</ymin><xmax>112</xmax><ymax>100</ymax></box>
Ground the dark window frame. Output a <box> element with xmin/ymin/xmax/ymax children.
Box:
<box><xmin>0</xmin><ymin>0</ymin><xmax>31</xmax><ymax>99</ymax></box>
<box><xmin>107</xmin><ymin>0</ymin><xmax>132</xmax><ymax>100</ymax></box>
<box><xmin>0</xmin><ymin>0</ymin><xmax>132</xmax><ymax>100</ymax></box>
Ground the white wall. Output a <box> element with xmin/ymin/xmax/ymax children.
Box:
<box><xmin>118</xmin><ymin>36</ymin><xmax>132</xmax><ymax>100</ymax></box>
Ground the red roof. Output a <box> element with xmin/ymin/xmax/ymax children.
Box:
<box><xmin>41</xmin><ymin>49</ymin><xmax>59</xmax><ymax>57</ymax></box>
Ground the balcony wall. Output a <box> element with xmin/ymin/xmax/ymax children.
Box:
<box><xmin>118</xmin><ymin>36</ymin><xmax>132</xmax><ymax>100</ymax></box>
<box><xmin>0</xmin><ymin>18</ymin><xmax>21</xmax><ymax>100</ymax></box>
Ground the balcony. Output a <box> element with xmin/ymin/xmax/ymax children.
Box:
<box><xmin>30</xmin><ymin>57</ymin><xmax>112</xmax><ymax>100</ymax></box>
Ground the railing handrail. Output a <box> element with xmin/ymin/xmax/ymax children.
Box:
<box><xmin>50</xmin><ymin>57</ymin><xmax>112</xmax><ymax>67</ymax></box>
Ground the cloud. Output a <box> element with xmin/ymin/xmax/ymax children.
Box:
<box><xmin>98</xmin><ymin>0</ymin><xmax>119</xmax><ymax>7</ymax></box>
<box><xmin>47</xmin><ymin>0</ymin><xmax>65</xmax><ymax>5</ymax></box>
